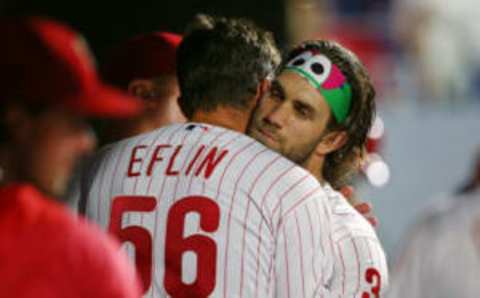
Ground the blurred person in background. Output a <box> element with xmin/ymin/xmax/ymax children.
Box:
<box><xmin>100</xmin><ymin>31</ymin><xmax>186</xmax><ymax>144</ymax></box>
<box><xmin>392</xmin><ymin>0</ymin><xmax>480</xmax><ymax>102</ymax></box>
<box><xmin>388</xmin><ymin>149</ymin><xmax>480</xmax><ymax>297</ymax></box>
<box><xmin>0</xmin><ymin>17</ymin><xmax>143</xmax><ymax>297</ymax></box>
<box><xmin>248</xmin><ymin>39</ymin><xmax>388</xmax><ymax>296</ymax></box>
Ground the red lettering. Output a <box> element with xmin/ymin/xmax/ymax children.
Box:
<box><xmin>166</xmin><ymin>145</ymin><xmax>183</xmax><ymax>176</ymax></box>
<box><xmin>194</xmin><ymin>147</ymin><xmax>229</xmax><ymax>179</ymax></box>
<box><xmin>127</xmin><ymin>145</ymin><xmax>147</xmax><ymax>177</ymax></box>
<box><xmin>185</xmin><ymin>145</ymin><xmax>205</xmax><ymax>176</ymax></box>
<box><xmin>146</xmin><ymin>145</ymin><xmax>171</xmax><ymax>176</ymax></box>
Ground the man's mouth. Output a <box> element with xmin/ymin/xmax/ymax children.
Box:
<box><xmin>257</xmin><ymin>127</ymin><xmax>278</xmax><ymax>143</ymax></box>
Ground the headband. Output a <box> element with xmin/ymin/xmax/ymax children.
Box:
<box><xmin>285</xmin><ymin>51</ymin><xmax>352</xmax><ymax>123</ymax></box>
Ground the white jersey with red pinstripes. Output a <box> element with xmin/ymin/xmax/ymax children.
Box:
<box><xmin>323</xmin><ymin>184</ymin><xmax>388</xmax><ymax>297</ymax></box>
<box><xmin>79</xmin><ymin>122</ymin><xmax>335</xmax><ymax>298</ymax></box>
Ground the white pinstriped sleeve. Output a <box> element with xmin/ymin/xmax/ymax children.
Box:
<box><xmin>333</xmin><ymin>236</ymin><xmax>388</xmax><ymax>298</ymax></box>
<box><xmin>273</xmin><ymin>185</ymin><xmax>334</xmax><ymax>298</ymax></box>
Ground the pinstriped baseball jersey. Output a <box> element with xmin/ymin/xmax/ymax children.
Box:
<box><xmin>79</xmin><ymin>122</ymin><xmax>335</xmax><ymax>298</ymax></box>
<box><xmin>323</xmin><ymin>184</ymin><xmax>388</xmax><ymax>298</ymax></box>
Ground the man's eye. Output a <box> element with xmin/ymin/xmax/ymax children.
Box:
<box><xmin>297</xmin><ymin>109</ymin><xmax>308</xmax><ymax>117</ymax></box>
<box><xmin>295</xmin><ymin>105</ymin><xmax>311</xmax><ymax>118</ymax></box>
<box><xmin>269</xmin><ymin>89</ymin><xmax>282</xmax><ymax>100</ymax></box>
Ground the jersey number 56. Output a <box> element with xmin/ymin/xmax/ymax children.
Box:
<box><xmin>108</xmin><ymin>195</ymin><xmax>220</xmax><ymax>297</ymax></box>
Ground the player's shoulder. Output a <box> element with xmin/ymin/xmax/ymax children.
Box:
<box><xmin>0</xmin><ymin>183</ymin><xmax>71</xmax><ymax>226</ymax></box>
<box><xmin>0</xmin><ymin>184</ymin><xmax>142</xmax><ymax>297</ymax></box>
<box><xmin>430</xmin><ymin>190</ymin><xmax>480</xmax><ymax>232</ymax></box>
<box><xmin>323</xmin><ymin>184</ymin><xmax>377</xmax><ymax>241</ymax></box>
<box><xmin>0</xmin><ymin>183</ymin><xmax>112</xmax><ymax>250</ymax></box>
<box><xmin>190</xmin><ymin>122</ymin><xmax>310</xmax><ymax>179</ymax></box>
<box><xmin>101</xmin><ymin>122</ymin><xmax>262</xmax><ymax>152</ymax></box>
<box><xmin>412</xmin><ymin>191</ymin><xmax>480</xmax><ymax>234</ymax></box>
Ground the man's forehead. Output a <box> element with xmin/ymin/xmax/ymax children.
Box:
<box><xmin>277</xmin><ymin>70</ymin><xmax>318</xmax><ymax>94</ymax></box>
<box><xmin>276</xmin><ymin>71</ymin><xmax>328</xmax><ymax>109</ymax></box>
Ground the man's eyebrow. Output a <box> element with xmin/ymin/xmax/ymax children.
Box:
<box><xmin>293</xmin><ymin>99</ymin><xmax>314</xmax><ymax>114</ymax></box>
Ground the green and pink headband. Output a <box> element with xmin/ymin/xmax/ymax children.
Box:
<box><xmin>285</xmin><ymin>50</ymin><xmax>352</xmax><ymax>123</ymax></box>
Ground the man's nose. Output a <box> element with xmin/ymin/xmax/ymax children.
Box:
<box><xmin>263</xmin><ymin>103</ymin><xmax>289</xmax><ymax>128</ymax></box>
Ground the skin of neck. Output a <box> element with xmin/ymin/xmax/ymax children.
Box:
<box><xmin>302</xmin><ymin>153</ymin><xmax>326</xmax><ymax>186</ymax></box>
<box><xmin>190</xmin><ymin>80</ymin><xmax>270</xmax><ymax>133</ymax></box>
<box><xmin>191</xmin><ymin>104</ymin><xmax>253</xmax><ymax>133</ymax></box>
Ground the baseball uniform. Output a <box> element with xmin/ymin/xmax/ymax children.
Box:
<box><xmin>79</xmin><ymin>122</ymin><xmax>335</xmax><ymax>298</ymax></box>
<box><xmin>323</xmin><ymin>184</ymin><xmax>388</xmax><ymax>297</ymax></box>
<box><xmin>388</xmin><ymin>190</ymin><xmax>480</xmax><ymax>298</ymax></box>
<box><xmin>0</xmin><ymin>183</ymin><xmax>142</xmax><ymax>298</ymax></box>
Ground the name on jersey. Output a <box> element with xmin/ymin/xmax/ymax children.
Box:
<box><xmin>127</xmin><ymin>144</ymin><xmax>229</xmax><ymax>179</ymax></box>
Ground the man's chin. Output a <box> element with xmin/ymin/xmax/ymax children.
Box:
<box><xmin>255</xmin><ymin>134</ymin><xmax>282</xmax><ymax>153</ymax></box>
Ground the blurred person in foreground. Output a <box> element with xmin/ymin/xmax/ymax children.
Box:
<box><xmin>0</xmin><ymin>17</ymin><xmax>143</xmax><ymax>297</ymax></box>
<box><xmin>388</xmin><ymin>149</ymin><xmax>480</xmax><ymax>298</ymax></box>
<box><xmin>100</xmin><ymin>31</ymin><xmax>186</xmax><ymax>144</ymax></box>
<box><xmin>78</xmin><ymin>14</ymin><xmax>338</xmax><ymax>297</ymax></box>
<box><xmin>248</xmin><ymin>39</ymin><xmax>388</xmax><ymax>296</ymax></box>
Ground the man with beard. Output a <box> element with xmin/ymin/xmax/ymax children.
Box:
<box><xmin>248</xmin><ymin>40</ymin><xmax>388</xmax><ymax>297</ymax></box>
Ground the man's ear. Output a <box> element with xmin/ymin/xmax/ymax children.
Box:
<box><xmin>314</xmin><ymin>130</ymin><xmax>348</xmax><ymax>156</ymax></box>
<box><xmin>254</xmin><ymin>79</ymin><xmax>272</xmax><ymax>104</ymax></box>
<box><xmin>128</xmin><ymin>79</ymin><xmax>154</xmax><ymax>98</ymax></box>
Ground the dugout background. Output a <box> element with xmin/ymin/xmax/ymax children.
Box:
<box><xmin>0</xmin><ymin>0</ymin><xmax>287</xmax><ymax>62</ymax></box>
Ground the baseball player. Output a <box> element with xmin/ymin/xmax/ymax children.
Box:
<box><xmin>100</xmin><ymin>31</ymin><xmax>186</xmax><ymax>144</ymax></box>
<box><xmin>79</xmin><ymin>15</ymin><xmax>335</xmax><ymax>297</ymax></box>
<box><xmin>0</xmin><ymin>17</ymin><xmax>143</xmax><ymax>297</ymax></box>
<box><xmin>248</xmin><ymin>40</ymin><xmax>388</xmax><ymax>297</ymax></box>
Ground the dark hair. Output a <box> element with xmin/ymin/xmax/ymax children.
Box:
<box><xmin>286</xmin><ymin>40</ymin><xmax>376</xmax><ymax>188</ymax></box>
<box><xmin>177</xmin><ymin>14</ymin><xmax>281</xmax><ymax>118</ymax></box>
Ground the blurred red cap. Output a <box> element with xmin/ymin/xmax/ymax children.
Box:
<box><xmin>0</xmin><ymin>17</ymin><xmax>144</xmax><ymax>118</ymax></box>
<box><xmin>102</xmin><ymin>32</ymin><xmax>182</xmax><ymax>89</ymax></box>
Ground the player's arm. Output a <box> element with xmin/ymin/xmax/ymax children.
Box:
<box><xmin>273</xmin><ymin>184</ymin><xmax>335</xmax><ymax>298</ymax></box>
<box><xmin>332</xmin><ymin>235</ymin><xmax>388</xmax><ymax>298</ymax></box>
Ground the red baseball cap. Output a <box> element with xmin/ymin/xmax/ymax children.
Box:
<box><xmin>102</xmin><ymin>32</ymin><xmax>182</xmax><ymax>88</ymax></box>
<box><xmin>0</xmin><ymin>17</ymin><xmax>144</xmax><ymax>118</ymax></box>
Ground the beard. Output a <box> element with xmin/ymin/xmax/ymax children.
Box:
<box><xmin>284</xmin><ymin>136</ymin><xmax>321</xmax><ymax>165</ymax></box>
<box><xmin>248</xmin><ymin>123</ymin><xmax>324</xmax><ymax>166</ymax></box>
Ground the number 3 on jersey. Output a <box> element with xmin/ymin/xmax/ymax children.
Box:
<box><xmin>362</xmin><ymin>267</ymin><xmax>381</xmax><ymax>298</ymax></box>
<box><xmin>108</xmin><ymin>195</ymin><xmax>220</xmax><ymax>297</ymax></box>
